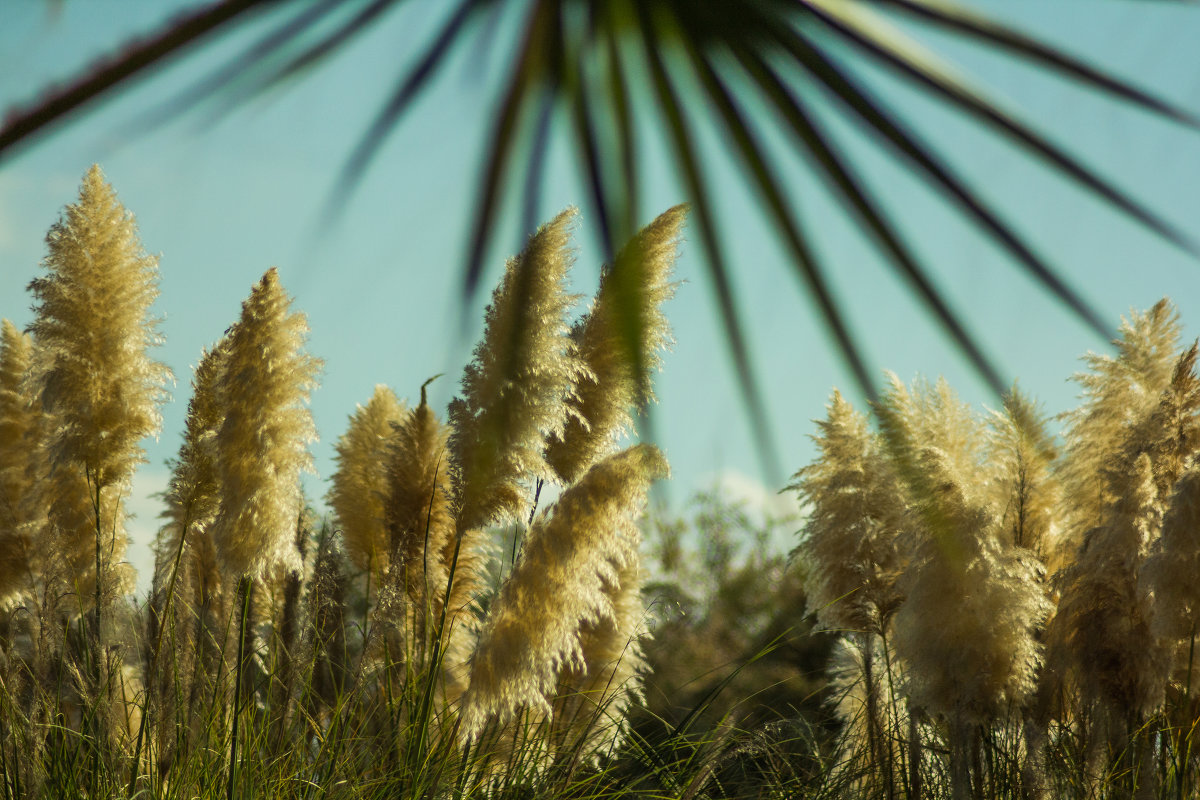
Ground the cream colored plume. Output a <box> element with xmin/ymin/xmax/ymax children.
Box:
<box><xmin>1058</xmin><ymin>299</ymin><xmax>1183</xmax><ymax>554</ymax></box>
<box><xmin>459</xmin><ymin>443</ymin><xmax>667</xmax><ymax>740</ymax></box>
<box><xmin>892</xmin><ymin>446</ymin><xmax>1050</xmax><ymax>725</ymax></box>
<box><xmin>1144</xmin><ymin>467</ymin><xmax>1200</xmax><ymax>643</ymax></box>
<box><xmin>1128</xmin><ymin>341</ymin><xmax>1200</xmax><ymax>503</ymax></box>
<box><xmin>551</xmin><ymin>556</ymin><xmax>648</xmax><ymax>756</ymax></box>
<box><xmin>876</xmin><ymin>377</ymin><xmax>1049</xmax><ymax>724</ymax></box>
<box><xmin>789</xmin><ymin>389</ymin><xmax>906</xmax><ymax>634</ymax></box>
<box><xmin>875</xmin><ymin>373</ymin><xmax>986</xmax><ymax>513</ymax></box>
<box><xmin>157</xmin><ymin>343</ymin><xmax>227</xmax><ymax>579</ymax></box>
<box><xmin>211</xmin><ymin>268</ymin><xmax>320</xmax><ymax>580</ymax></box>
<box><xmin>385</xmin><ymin>383</ymin><xmax>454</xmax><ymax>612</ymax></box>
<box><xmin>328</xmin><ymin>384</ymin><xmax>406</xmax><ymax>575</ymax></box>
<box><xmin>985</xmin><ymin>386</ymin><xmax>1060</xmax><ymax>558</ymax></box>
<box><xmin>449</xmin><ymin>208</ymin><xmax>588</xmax><ymax>532</ymax></box>
<box><xmin>27</xmin><ymin>165</ymin><xmax>171</xmax><ymax>605</ymax></box>
<box><xmin>0</xmin><ymin>320</ymin><xmax>36</xmax><ymax>603</ymax></box>
<box><xmin>1049</xmin><ymin>453</ymin><xmax>1169</xmax><ymax>720</ymax></box>
<box><xmin>546</xmin><ymin>206</ymin><xmax>683</xmax><ymax>484</ymax></box>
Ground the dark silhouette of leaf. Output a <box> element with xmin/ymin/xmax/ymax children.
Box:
<box><xmin>634</xmin><ymin>3</ymin><xmax>782</xmax><ymax>479</ymax></box>
<box><xmin>880</xmin><ymin>0</ymin><xmax>1200</xmax><ymax>127</ymax></box>
<box><xmin>4</xmin><ymin>0</ymin><xmax>1198</xmax><ymax>474</ymax></box>
<box><xmin>0</xmin><ymin>0</ymin><xmax>275</xmax><ymax>158</ymax></box>
<box><xmin>734</xmin><ymin>48</ymin><xmax>1005</xmax><ymax>395</ymax></box>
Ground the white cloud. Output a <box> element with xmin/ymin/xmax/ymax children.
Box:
<box><xmin>696</xmin><ymin>468</ymin><xmax>799</xmax><ymax>524</ymax></box>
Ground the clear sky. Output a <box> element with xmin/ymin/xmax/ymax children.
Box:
<box><xmin>3</xmin><ymin>1</ymin><xmax>1200</xmax><ymax>590</ymax></box>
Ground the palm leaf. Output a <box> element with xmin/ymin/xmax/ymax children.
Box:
<box><xmin>4</xmin><ymin>0</ymin><xmax>1197</xmax><ymax>474</ymax></box>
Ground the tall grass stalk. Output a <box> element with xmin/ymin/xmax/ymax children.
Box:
<box><xmin>225</xmin><ymin>576</ymin><xmax>252</xmax><ymax>800</ymax></box>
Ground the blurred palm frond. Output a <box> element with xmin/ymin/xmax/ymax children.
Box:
<box><xmin>3</xmin><ymin>0</ymin><xmax>1196</xmax><ymax>475</ymax></box>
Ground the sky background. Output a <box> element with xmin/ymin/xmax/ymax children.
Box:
<box><xmin>3</xmin><ymin>0</ymin><xmax>1200</xmax><ymax>591</ymax></box>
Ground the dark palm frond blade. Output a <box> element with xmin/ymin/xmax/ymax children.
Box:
<box><xmin>778</xmin><ymin>31</ymin><xmax>1110</xmax><ymax>340</ymax></box>
<box><xmin>568</xmin><ymin>38</ymin><xmax>617</xmax><ymax>262</ymax></box>
<box><xmin>0</xmin><ymin>0</ymin><xmax>275</xmax><ymax>161</ymax></box>
<box><xmin>679</xmin><ymin>37</ymin><xmax>875</xmax><ymax>400</ymax></box>
<box><xmin>810</xmin><ymin>2</ymin><xmax>1199</xmax><ymax>255</ymax></box>
<box><xmin>604</xmin><ymin>22</ymin><xmax>640</xmax><ymax>238</ymax></box>
<box><xmin>586</xmin><ymin>13</ymin><xmax>661</xmax><ymax>420</ymax></box>
<box><xmin>520</xmin><ymin>83</ymin><xmax>557</xmax><ymax>239</ymax></box>
<box><xmin>635</xmin><ymin>5</ymin><xmax>781</xmax><ymax>480</ymax></box>
<box><xmin>461</xmin><ymin>3</ymin><xmax>556</xmax><ymax>301</ymax></box>
<box><xmin>737</xmin><ymin>47</ymin><xmax>1007</xmax><ymax>395</ymax></box>
<box><xmin>464</xmin><ymin>0</ymin><xmax>512</xmax><ymax>83</ymax></box>
<box><xmin>331</xmin><ymin>0</ymin><xmax>480</xmax><ymax>206</ymax></box>
<box><xmin>880</xmin><ymin>0</ymin><xmax>1200</xmax><ymax>127</ymax></box>
<box><xmin>117</xmin><ymin>0</ymin><xmax>344</xmax><ymax>138</ymax></box>
<box><xmin>238</xmin><ymin>0</ymin><xmax>398</xmax><ymax>95</ymax></box>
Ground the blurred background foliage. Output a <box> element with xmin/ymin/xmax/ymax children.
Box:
<box><xmin>637</xmin><ymin>489</ymin><xmax>835</xmax><ymax>746</ymax></box>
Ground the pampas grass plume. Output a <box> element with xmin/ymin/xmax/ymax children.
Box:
<box><xmin>211</xmin><ymin>267</ymin><xmax>320</xmax><ymax>581</ymax></box>
<box><xmin>328</xmin><ymin>384</ymin><xmax>406</xmax><ymax>574</ymax></box>
<box><xmin>789</xmin><ymin>389</ymin><xmax>905</xmax><ymax>634</ymax></box>
<box><xmin>460</xmin><ymin>443</ymin><xmax>667</xmax><ymax>739</ymax></box>
<box><xmin>28</xmin><ymin>165</ymin><xmax>170</xmax><ymax>489</ymax></box>
<box><xmin>0</xmin><ymin>320</ymin><xmax>36</xmax><ymax>602</ymax></box>
<box><xmin>546</xmin><ymin>206</ymin><xmax>683</xmax><ymax>484</ymax></box>
<box><xmin>893</xmin><ymin>447</ymin><xmax>1049</xmax><ymax>724</ymax></box>
<box><xmin>27</xmin><ymin>165</ymin><xmax>171</xmax><ymax>602</ymax></box>
<box><xmin>449</xmin><ymin>207</ymin><xmax>587</xmax><ymax>532</ymax></box>
<box><xmin>1058</xmin><ymin>299</ymin><xmax>1182</xmax><ymax>549</ymax></box>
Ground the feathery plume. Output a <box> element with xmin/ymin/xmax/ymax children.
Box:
<box><xmin>460</xmin><ymin>444</ymin><xmax>667</xmax><ymax>740</ymax></box>
<box><xmin>328</xmin><ymin>384</ymin><xmax>406</xmax><ymax>575</ymax></box>
<box><xmin>157</xmin><ymin>342</ymin><xmax>228</xmax><ymax>593</ymax></box>
<box><xmin>1125</xmin><ymin>340</ymin><xmax>1200</xmax><ymax>502</ymax></box>
<box><xmin>387</xmin><ymin>383</ymin><xmax>453</xmax><ymax>598</ymax></box>
<box><xmin>892</xmin><ymin>447</ymin><xmax>1049</xmax><ymax>722</ymax></box>
<box><xmin>546</xmin><ymin>206</ymin><xmax>683</xmax><ymax>484</ymax></box>
<box><xmin>986</xmin><ymin>386</ymin><xmax>1060</xmax><ymax>557</ymax></box>
<box><xmin>1145</xmin><ymin>466</ymin><xmax>1200</xmax><ymax>643</ymax></box>
<box><xmin>552</xmin><ymin>557</ymin><xmax>648</xmax><ymax>757</ymax></box>
<box><xmin>146</xmin><ymin>341</ymin><xmax>229</xmax><ymax>773</ymax></box>
<box><xmin>449</xmin><ymin>208</ymin><xmax>587</xmax><ymax>532</ymax></box>
<box><xmin>383</xmin><ymin>382</ymin><xmax>455</xmax><ymax>645</ymax></box>
<box><xmin>211</xmin><ymin>267</ymin><xmax>320</xmax><ymax>581</ymax></box>
<box><xmin>27</xmin><ymin>164</ymin><xmax>171</xmax><ymax>605</ymax></box>
<box><xmin>1051</xmin><ymin>453</ymin><xmax>1169</xmax><ymax>721</ymax></box>
<box><xmin>1057</xmin><ymin>299</ymin><xmax>1182</xmax><ymax>555</ymax></box>
<box><xmin>0</xmin><ymin>320</ymin><xmax>37</xmax><ymax>603</ymax></box>
<box><xmin>789</xmin><ymin>390</ymin><xmax>907</xmax><ymax>635</ymax></box>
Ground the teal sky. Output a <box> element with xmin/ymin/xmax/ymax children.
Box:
<box><xmin>3</xmin><ymin>1</ymin><xmax>1200</xmax><ymax>590</ymax></box>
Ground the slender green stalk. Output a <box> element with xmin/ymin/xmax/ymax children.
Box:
<box><xmin>226</xmin><ymin>576</ymin><xmax>252</xmax><ymax>800</ymax></box>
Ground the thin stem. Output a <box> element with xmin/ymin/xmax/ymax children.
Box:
<box><xmin>226</xmin><ymin>575</ymin><xmax>252</xmax><ymax>800</ymax></box>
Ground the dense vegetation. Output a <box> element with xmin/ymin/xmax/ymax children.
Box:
<box><xmin>3</xmin><ymin>167</ymin><xmax>1200</xmax><ymax>799</ymax></box>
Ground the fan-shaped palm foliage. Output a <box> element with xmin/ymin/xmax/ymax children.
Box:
<box><xmin>3</xmin><ymin>0</ymin><xmax>1196</xmax><ymax>469</ymax></box>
